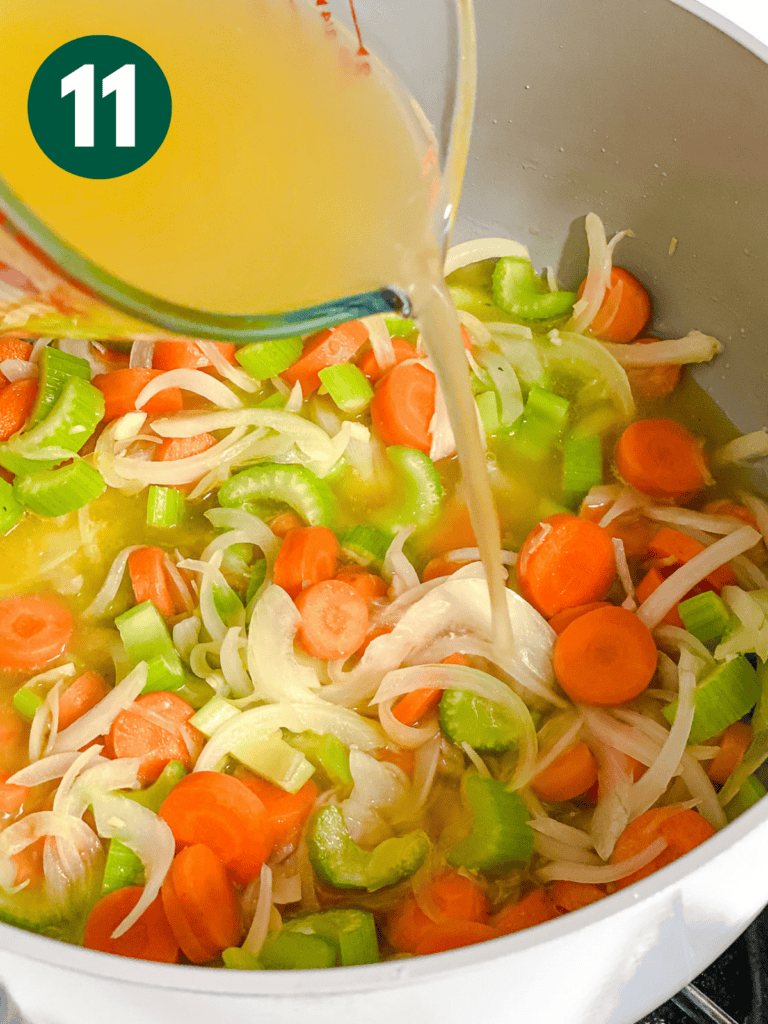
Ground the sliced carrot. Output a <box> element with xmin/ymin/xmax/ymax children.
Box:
<box><xmin>57</xmin><ymin>671</ymin><xmax>109</xmax><ymax>732</ymax></box>
<box><xmin>107</xmin><ymin>692</ymin><xmax>203</xmax><ymax>784</ymax></box>
<box><xmin>547</xmin><ymin>880</ymin><xmax>606</xmax><ymax>914</ymax></box>
<box><xmin>491</xmin><ymin>888</ymin><xmax>560</xmax><ymax>936</ymax></box>
<box><xmin>268</xmin><ymin>510</ymin><xmax>306</xmax><ymax>538</ymax></box>
<box><xmin>128</xmin><ymin>546</ymin><xmax>180</xmax><ymax>619</ymax></box>
<box><xmin>635</xmin><ymin>566</ymin><xmax>684</xmax><ymax>627</ymax></box>
<box><xmin>579</xmin><ymin>502</ymin><xmax>657</xmax><ymax>561</ymax></box>
<box><xmin>160</xmin><ymin>844</ymin><xmax>241</xmax><ymax>964</ymax></box>
<box><xmin>548</xmin><ymin>602</ymin><xmax>612</xmax><ymax>636</ymax></box>
<box><xmin>392</xmin><ymin>687</ymin><xmax>443</xmax><ymax>727</ymax></box>
<box><xmin>0</xmin><ymin>704</ymin><xmax>26</xmax><ymax>774</ymax></box>
<box><xmin>281</xmin><ymin>319</ymin><xmax>369</xmax><ymax>396</ymax></box>
<box><xmin>154</xmin><ymin>432</ymin><xmax>217</xmax><ymax>463</ymax></box>
<box><xmin>375</xmin><ymin>747</ymin><xmax>416</xmax><ymax>776</ymax></box>
<box><xmin>648</xmin><ymin>526</ymin><xmax>737</xmax><ymax>591</ymax></box>
<box><xmin>554</xmin><ymin>605</ymin><xmax>657</xmax><ymax>706</ymax></box>
<box><xmin>615</xmin><ymin>418</ymin><xmax>708</xmax><ymax>502</ymax></box>
<box><xmin>610</xmin><ymin>806</ymin><xmax>715</xmax><ymax>890</ymax></box>
<box><xmin>357</xmin><ymin>336</ymin><xmax>417</xmax><ymax>384</ymax></box>
<box><xmin>707</xmin><ymin>722</ymin><xmax>752</xmax><ymax>784</ymax></box>
<box><xmin>273</xmin><ymin>526</ymin><xmax>339</xmax><ymax>600</ymax></box>
<box><xmin>84</xmin><ymin>886</ymin><xmax>180</xmax><ymax>963</ymax></box>
<box><xmin>0</xmin><ymin>594</ymin><xmax>73</xmax><ymax>672</ymax></box>
<box><xmin>577</xmin><ymin>266</ymin><xmax>651</xmax><ymax>343</ymax></box>
<box><xmin>388</xmin><ymin>870</ymin><xmax>489</xmax><ymax>954</ymax></box>
<box><xmin>420</xmin><ymin>498</ymin><xmax>492</xmax><ymax>555</ymax></box>
<box><xmin>370</xmin><ymin>362</ymin><xmax>436</xmax><ymax>454</ymax></box>
<box><xmin>422</xmin><ymin>558</ymin><xmax>467</xmax><ymax>582</ymax></box>
<box><xmin>92</xmin><ymin>368</ymin><xmax>183</xmax><ymax>422</ymax></box>
<box><xmin>0</xmin><ymin>338</ymin><xmax>33</xmax><ymax>385</ymax></box>
<box><xmin>0</xmin><ymin>769</ymin><xmax>29</xmax><ymax>816</ymax></box>
<box><xmin>295</xmin><ymin>579</ymin><xmax>369</xmax><ymax>660</ymax></box>
<box><xmin>625</xmin><ymin>337</ymin><xmax>682</xmax><ymax>399</ymax></box>
<box><xmin>0</xmin><ymin>378</ymin><xmax>37</xmax><ymax>442</ymax></box>
<box><xmin>231</xmin><ymin>771</ymin><xmax>319</xmax><ymax>850</ymax></box>
<box><xmin>516</xmin><ymin>513</ymin><xmax>616</xmax><ymax>619</ymax></box>
<box><xmin>531</xmin><ymin>742</ymin><xmax>599</xmax><ymax>802</ymax></box>
<box><xmin>152</xmin><ymin>340</ymin><xmax>236</xmax><ymax>373</ymax></box>
<box><xmin>159</xmin><ymin>771</ymin><xmax>275</xmax><ymax>885</ymax></box>
<box><xmin>334</xmin><ymin>565</ymin><xmax>388</xmax><ymax>600</ymax></box>
<box><xmin>702</xmin><ymin>500</ymin><xmax>759</xmax><ymax>530</ymax></box>
<box><xmin>414</xmin><ymin>921</ymin><xmax>500</xmax><ymax>956</ymax></box>
<box><xmin>11</xmin><ymin>836</ymin><xmax>45</xmax><ymax>888</ymax></box>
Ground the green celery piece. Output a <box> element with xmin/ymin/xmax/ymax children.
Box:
<box><xmin>752</xmin><ymin>661</ymin><xmax>768</xmax><ymax>736</ymax></box>
<box><xmin>222</xmin><ymin>947</ymin><xmax>263</xmax><ymax>970</ymax></box>
<box><xmin>281</xmin><ymin>908</ymin><xmax>379</xmax><ymax>966</ymax></box>
<box><xmin>3</xmin><ymin>376</ymin><xmax>104</xmax><ymax>466</ymax></box>
<box><xmin>220</xmin><ymin>542</ymin><xmax>253</xmax><ymax>576</ymax></box>
<box><xmin>663</xmin><ymin>655</ymin><xmax>759</xmax><ymax>745</ymax></box>
<box><xmin>476</xmin><ymin>391</ymin><xmax>500</xmax><ymax>434</ymax></box>
<box><xmin>27</xmin><ymin>347</ymin><xmax>91</xmax><ymax>429</ymax></box>
<box><xmin>172</xmin><ymin>676</ymin><xmax>216</xmax><ymax>710</ymax></box>
<box><xmin>384</xmin><ymin>316</ymin><xmax>417</xmax><ymax>339</ymax></box>
<box><xmin>12</xmin><ymin>686</ymin><xmax>43</xmax><ymax>721</ymax></box>
<box><xmin>14</xmin><ymin>460</ymin><xmax>106</xmax><ymax>517</ymax></box>
<box><xmin>100</xmin><ymin>838</ymin><xmax>144</xmax><ymax>896</ymax></box>
<box><xmin>678</xmin><ymin>591</ymin><xmax>734</xmax><ymax>645</ymax></box>
<box><xmin>371</xmin><ymin>446</ymin><xmax>444</xmax><ymax>534</ymax></box>
<box><xmin>439</xmin><ymin>690</ymin><xmax>520</xmax><ymax>753</ymax></box>
<box><xmin>725</xmin><ymin>776</ymin><xmax>766</xmax><ymax>822</ymax></box>
<box><xmin>218</xmin><ymin>463</ymin><xmax>336</xmax><ymax>529</ymax></box>
<box><xmin>0</xmin><ymin>887</ymin><xmax>73</xmax><ymax>941</ymax></box>
<box><xmin>340</xmin><ymin>526</ymin><xmax>391</xmax><ymax>570</ymax></box>
<box><xmin>257</xmin><ymin>392</ymin><xmax>287</xmax><ymax>411</ymax></box>
<box><xmin>235</xmin><ymin>336</ymin><xmax>303</xmax><ymax>381</ymax></box>
<box><xmin>284</xmin><ymin>731</ymin><xmax>353</xmax><ymax>792</ymax></box>
<box><xmin>447</xmin><ymin>775</ymin><xmax>534</xmax><ymax>872</ymax></box>
<box><xmin>233</xmin><ymin>732</ymin><xmax>315</xmax><ymax>793</ymax></box>
<box><xmin>492</xmin><ymin>257</ymin><xmax>577</xmax><ymax>321</ymax></box>
<box><xmin>318</xmin><ymin>364</ymin><xmax>374</xmax><ymax>415</ymax></box>
<box><xmin>189</xmin><ymin>696</ymin><xmax>241</xmax><ymax>738</ymax></box>
<box><xmin>213</xmin><ymin>580</ymin><xmax>244</xmax><ymax>626</ymax></box>
<box><xmin>525</xmin><ymin>385</ymin><xmax>570</xmax><ymax>429</ymax></box>
<box><xmin>115</xmin><ymin>601</ymin><xmax>185</xmax><ymax>694</ymax></box>
<box><xmin>246</xmin><ymin>559</ymin><xmax>268</xmax><ymax>603</ymax></box>
<box><xmin>562</xmin><ymin>434</ymin><xmax>603</xmax><ymax>506</ymax></box>
<box><xmin>0</xmin><ymin>478</ymin><xmax>23</xmax><ymax>534</ymax></box>
<box><xmin>448</xmin><ymin>284</ymin><xmax>506</xmax><ymax>322</ymax></box>
<box><xmin>307</xmin><ymin>805</ymin><xmax>429</xmax><ymax>892</ymax></box>
<box><xmin>146</xmin><ymin>486</ymin><xmax>185</xmax><ymax>528</ymax></box>
<box><xmin>259</xmin><ymin>930</ymin><xmax>336</xmax><ymax>970</ymax></box>
<box><xmin>125</xmin><ymin>760</ymin><xmax>188</xmax><ymax>813</ymax></box>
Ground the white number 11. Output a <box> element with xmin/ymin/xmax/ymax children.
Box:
<box><xmin>61</xmin><ymin>63</ymin><xmax>136</xmax><ymax>149</ymax></box>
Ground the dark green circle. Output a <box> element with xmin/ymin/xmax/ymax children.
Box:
<box><xmin>28</xmin><ymin>35</ymin><xmax>172</xmax><ymax>180</ymax></box>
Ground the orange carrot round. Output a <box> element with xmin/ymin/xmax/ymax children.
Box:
<box><xmin>491</xmin><ymin>888</ymin><xmax>559</xmax><ymax>936</ymax></box>
<box><xmin>92</xmin><ymin>368</ymin><xmax>183</xmax><ymax>422</ymax></box>
<box><xmin>707</xmin><ymin>722</ymin><xmax>752</xmax><ymax>784</ymax></box>
<box><xmin>370</xmin><ymin>362</ymin><xmax>436</xmax><ymax>454</ymax></box>
<box><xmin>554</xmin><ymin>605</ymin><xmax>657</xmax><ymax>706</ymax></box>
<box><xmin>625</xmin><ymin>337</ymin><xmax>682</xmax><ymax>399</ymax></box>
<box><xmin>272</xmin><ymin>526</ymin><xmax>339</xmax><ymax>600</ymax></box>
<box><xmin>414</xmin><ymin>920</ymin><xmax>501</xmax><ymax>955</ymax></box>
<box><xmin>268</xmin><ymin>510</ymin><xmax>306</xmax><ymax>538</ymax></box>
<box><xmin>615</xmin><ymin>418</ymin><xmax>708</xmax><ymax>501</ymax></box>
<box><xmin>128</xmin><ymin>546</ymin><xmax>179</xmax><ymax>619</ymax></box>
<box><xmin>0</xmin><ymin>379</ymin><xmax>37</xmax><ymax>441</ymax></box>
<box><xmin>281</xmin><ymin>320</ymin><xmax>369</xmax><ymax>396</ymax></box>
<box><xmin>159</xmin><ymin>771</ymin><xmax>274</xmax><ymax>885</ymax></box>
<box><xmin>160</xmin><ymin>844</ymin><xmax>242</xmax><ymax>964</ymax></box>
<box><xmin>357</xmin><ymin>336</ymin><xmax>417</xmax><ymax>384</ymax></box>
<box><xmin>294</xmin><ymin>579</ymin><xmax>369</xmax><ymax>660</ymax></box>
<box><xmin>152</xmin><ymin>340</ymin><xmax>236</xmax><ymax>373</ymax></box>
<box><xmin>579</xmin><ymin>501</ymin><xmax>657</xmax><ymax>561</ymax></box>
<box><xmin>547</xmin><ymin>880</ymin><xmax>606</xmax><ymax>914</ymax></box>
<box><xmin>107</xmin><ymin>692</ymin><xmax>203</xmax><ymax>784</ymax></box>
<box><xmin>375</xmin><ymin>747</ymin><xmax>416</xmax><ymax>776</ymax></box>
<box><xmin>0</xmin><ymin>769</ymin><xmax>29</xmax><ymax>816</ymax></box>
<box><xmin>333</xmin><ymin>565</ymin><xmax>388</xmax><ymax>600</ymax></box>
<box><xmin>0</xmin><ymin>339</ymin><xmax>33</xmax><ymax>385</ymax></box>
<box><xmin>0</xmin><ymin>594</ymin><xmax>73</xmax><ymax>673</ymax></box>
<box><xmin>516</xmin><ymin>513</ymin><xmax>616</xmax><ymax>619</ymax></box>
<box><xmin>422</xmin><ymin>558</ymin><xmax>467</xmax><ymax>582</ymax></box>
<box><xmin>57</xmin><ymin>671</ymin><xmax>109</xmax><ymax>732</ymax></box>
<box><xmin>531</xmin><ymin>742</ymin><xmax>599</xmax><ymax>802</ymax></box>
<box><xmin>548</xmin><ymin>602</ymin><xmax>612</xmax><ymax>636</ymax></box>
<box><xmin>388</xmin><ymin>870</ymin><xmax>489</xmax><ymax>954</ymax></box>
<box><xmin>392</xmin><ymin>687</ymin><xmax>443</xmax><ymax>727</ymax></box>
<box><xmin>232</xmin><ymin>771</ymin><xmax>319</xmax><ymax>850</ymax></box>
<box><xmin>154</xmin><ymin>432</ymin><xmax>217</xmax><ymax>463</ymax></box>
<box><xmin>702</xmin><ymin>500</ymin><xmax>759</xmax><ymax>529</ymax></box>
<box><xmin>610</xmin><ymin>806</ymin><xmax>715</xmax><ymax>890</ymax></box>
<box><xmin>84</xmin><ymin>887</ymin><xmax>180</xmax><ymax>963</ymax></box>
<box><xmin>577</xmin><ymin>266</ymin><xmax>651</xmax><ymax>343</ymax></box>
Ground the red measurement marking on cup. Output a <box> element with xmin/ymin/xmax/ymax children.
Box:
<box><xmin>314</xmin><ymin>0</ymin><xmax>370</xmax><ymax>74</ymax></box>
<box><xmin>347</xmin><ymin>0</ymin><xmax>368</xmax><ymax>56</ymax></box>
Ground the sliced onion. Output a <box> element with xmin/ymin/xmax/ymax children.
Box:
<box><xmin>128</xmin><ymin>340</ymin><xmax>154</xmax><ymax>369</ymax></box>
<box><xmin>457</xmin><ymin>310</ymin><xmax>493</xmax><ymax>348</ymax></box>
<box><xmin>59</xmin><ymin>757</ymin><xmax>141</xmax><ymax>821</ymax></box>
<box><xmin>645</xmin><ymin>505</ymin><xmax>744</xmax><ymax>535</ymax></box>
<box><xmin>173</xmin><ymin>616</ymin><xmax>201</xmax><ymax>663</ymax></box>
<box><xmin>377</xmin><ymin>698</ymin><xmax>440</xmax><ymax>749</ymax></box>
<box><xmin>178</xmin><ymin>552</ymin><xmax>233</xmax><ymax>643</ymax></box>
<box><xmin>429</xmin><ymin>375</ymin><xmax>458</xmax><ymax>462</ymax></box>
<box><xmin>537</xmin><ymin>837</ymin><xmax>667</xmax><ymax>884</ymax></box>
<box><xmin>732</xmin><ymin>555</ymin><xmax>768</xmax><ymax>590</ymax></box>
<box><xmin>91</xmin><ymin>793</ymin><xmax>175</xmax><ymax>938</ymax></box>
<box><xmin>194</xmin><ymin>341</ymin><xmax>259</xmax><ymax>394</ymax></box>
<box><xmin>360</xmin><ymin>314</ymin><xmax>394</xmax><ymax>371</ymax></box>
<box><xmin>461</xmin><ymin>742</ymin><xmax>491</xmax><ymax>777</ymax></box>
<box><xmin>570</xmin><ymin>213</ymin><xmax>613</xmax><ymax>333</ymax></box>
<box><xmin>161</xmin><ymin>553</ymin><xmax>195</xmax><ymax>614</ymax></box>
<box><xmin>52</xmin><ymin>746</ymin><xmax>106</xmax><ymax>817</ymax></box>
<box><xmin>272</xmin><ymin>868</ymin><xmax>301</xmax><ymax>906</ymax></box>
<box><xmin>653</xmin><ymin>625</ymin><xmax>714</xmax><ymax>665</ymax></box>
<box><xmin>546</xmin><ymin>331</ymin><xmax>634</xmax><ymax>418</ymax></box>
<box><xmin>529</xmin><ymin>818</ymin><xmax>594</xmax><ymax>851</ymax></box>
<box><xmin>582</xmin><ymin>484</ymin><xmax>622</xmax><ymax>509</ymax></box>
<box><xmin>384</xmin><ymin>527</ymin><xmax>419</xmax><ymax>594</ymax></box>
<box><xmin>53</xmin><ymin>663</ymin><xmax>148</xmax><ymax>753</ymax></box>
<box><xmin>58</xmin><ymin>338</ymin><xmax>111</xmax><ymax>375</ymax></box>
<box><xmin>310</xmin><ymin>420</ymin><xmax>370</xmax><ymax>479</ymax></box>
<box><xmin>372</xmin><ymin>664</ymin><xmax>537</xmax><ymax>790</ymax></box>
<box><xmin>600</xmin><ymin>331</ymin><xmax>723</xmax><ymax>367</ymax></box>
<box><xmin>531</xmin><ymin>714</ymin><xmax>584</xmax><ymax>781</ymax></box>
<box><xmin>342</xmin><ymin>750</ymin><xmax>407</xmax><ymax>844</ymax></box>
<box><xmin>136</xmin><ymin>368</ymin><xmax>241</xmax><ymax>410</ymax></box>
<box><xmin>713</xmin><ymin>431</ymin><xmax>768</xmax><ymax>467</ymax></box>
<box><xmin>0</xmin><ymin>359</ymin><xmax>37</xmax><ymax>382</ymax></box>
<box><xmin>599</xmin><ymin>488</ymin><xmax>645</xmax><ymax>528</ymax></box>
<box><xmin>583</xmin><ymin>709</ymin><xmax>667</xmax><ymax>769</ymax></box>
<box><xmin>739</xmin><ymin>491</ymin><xmax>768</xmax><ymax>547</ymax></box>
<box><xmin>112</xmin><ymin>427</ymin><xmax>248</xmax><ymax>485</ymax></box>
<box><xmin>444</xmin><ymin>237</ymin><xmax>530</xmax><ymax>275</ymax></box>
<box><xmin>409</xmin><ymin>733</ymin><xmax>442</xmax><ymax>812</ymax></box>
<box><xmin>637</xmin><ymin>526</ymin><xmax>761</xmax><ymax>629</ymax></box>
<box><xmin>243</xmin><ymin>864</ymin><xmax>273</xmax><ymax>955</ymax></box>
<box><xmin>534</xmin><ymin>835</ymin><xmax>601</xmax><ymax>866</ymax></box>
<box><xmin>612</xmin><ymin>538</ymin><xmax>635</xmax><ymax>602</ymax></box>
<box><xmin>220</xmin><ymin>626</ymin><xmax>251</xmax><ymax>698</ymax></box>
<box><xmin>29</xmin><ymin>681</ymin><xmax>64</xmax><ymax>762</ymax></box>
<box><xmin>245</xmin><ymin>585</ymin><xmax>322</xmax><ymax>704</ymax></box>
<box><xmin>0</xmin><ymin>812</ymin><xmax>100</xmax><ymax>894</ymax></box>
<box><xmin>284</xmin><ymin>381</ymin><xmax>303</xmax><ymax>414</ymax></box>
<box><xmin>207</xmin><ymin>507</ymin><xmax>279</xmax><ymax>561</ymax></box>
<box><xmin>194</xmin><ymin>702</ymin><xmax>382</xmax><ymax>773</ymax></box>
<box><xmin>7</xmin><ymin>751</ymin><xmax>83</xmax><ymax>788</ymax></box>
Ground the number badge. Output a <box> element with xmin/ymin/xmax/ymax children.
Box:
<box><xmin>28</xmin><ymin>35</ymin><xmax>172</xmax><ymax>179</ymax></box>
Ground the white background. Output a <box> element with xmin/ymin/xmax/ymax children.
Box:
<box><xmin>696</xmin><ymin>0</ymin><xmax>768</xmax><ymax>45</ymax></box>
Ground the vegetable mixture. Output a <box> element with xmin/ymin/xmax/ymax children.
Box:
<box><xmin>0</xmin><ymin>212</ymin><xmax>765</xmax><ymax>969</ymax></box>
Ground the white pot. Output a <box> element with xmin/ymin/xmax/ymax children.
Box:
<box><xmin>3</xmin><ymin>1</ymin><xmax>768</xmax><ymax>1021</ymax></box>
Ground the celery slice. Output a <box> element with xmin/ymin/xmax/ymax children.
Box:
<box><xmin>663</xmin><ymin>655</ymin><xmax>759</xmax><ymax>745</ymax></box>
<box><xmin>232</xmin><ymin>731</ymin><xmax>315</xmax><ymax>793</ymax></box>
<box><xmin>0</xmin><ymin>478</ymin><xmax>23</xmax><ymax>534</ymax></box>
<box><xmin>125</xmin><ymin>760</ymin><xmax>187</xmax><ymax>813</ymax></box>
<box><xmin>246</xmin><ymin>559</ymin><xmax>268</xmax><ymax>603</ymax></box>
<box><xmin>384</xmin><ymin>316</ymin><xmax>417</xmax><ymax>339</ymax></box>
<box><xmin>222</xmin><ymin>947</ymin><xmax>263</xmax><ymax>970</ymax></box>
<box><xmin>27</xmin><ymin>347</ymin><xmax>91</xmax><ymax>429</ymax></box>
<box><xmin>318</xmin><ymin>364</ymin><xmax>374</xmax><ymax>414</ymax></box>
<box><xmin>562</xmin><ymin>434</ymin><xmax>603</xmax><ymax>505</ymax></box>
<box><xmin>525</xmin><ymin>385</ymin><xmax>570</xmax><ymax>429</ymax></box>
<box><xmin>146</xmin><ymin>486</ymin><xmax>185</xmax><ymax>528</ymax></box>
<box><xmin>284</xmin><ymin>730</ymin><xmax>353</xmax><ymax>792</ymax></box>
<box><xmin>218</xmin><ymin>463</ymin><xmax>336</xmax><ymax>528</ymax></box>
<box><xmin>439</xmin><ymin>689</ymin><xmax>520</xmax><ymax>753</ymax></box>
<box><xmin>235</xmin><ymin>336</ymin><xmax>303</xmax><ymax>380</ymax></box>
<box><xmin>189</xmin><ymin>696</ymin><xmax>241</xmax><ymax>738</ymax></box>
<box><xmin>678</xmin><ymin>591</ymin><xmax>734</xmax><ymax>645</ymax></box>
<box><xmin>12</xmin><ymin>687</ymin><xmax>43</xmax><ymax>721</ymax></box>
<box><xmin>340</xmin><ymin>525</ymin><xmax>391</xmax><ymax>570</ymax></box>
<box><xmin>281</xmin><ymin>909</ymin><xmax>379</xmax><ymax>966</ymax></box>
<box><xmin>115</xmin><ymin>601</ymin><xmax>185</xmax><ymax>694</ymax></box>
<box><xmin>14</xmin><ymin>460</ymin><xmax>106</xmax><ymax>517</ymax></box>
<box><xmin>492</xmin><ymin>257</ymin><xmax>577</xmax><ymax>321</ymax></box>
<box><xmin>476</xmin><ymin>391</ymin><xmax>500</xmax><ymax>434</ymax></box>
<box><xmin>213</xmin><ymin>579</ymin><xmax>244</xmax><ymax>626</ymax></box>
<box><xmin>257</xmin><ymin>392</ymin><xmax>287</xmax><ymax>411</ymax></box>
<box><xmin>372</xmin><ymin>446</ymin><xmax>443</xmax><ymax>533</ymax></box>
<box><xmin>447</xmin><ymin>776</ymin><xmax>533</xmax><ymax>871</ymax></box>
<box><xmin>100</xmin><ymin>838</ymin><xmax>144</xmax><ymax>896</ymax></box>
<box><xmin>725</xmin><ymin>775</ymin><xmax>766</xmax><ymax>822</ymax></box>
<box><xmin>259</xmin><ymin>930</ymin><xmax>336</xmax><ymax>970</ymax></box>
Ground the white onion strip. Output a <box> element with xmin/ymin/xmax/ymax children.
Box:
<box><xmin>531</xmin><ymin>715</ymin><xmax>584</xmax><ymax>782</ymax></box>
<box><xmin>534</xmin><ymin>835</ymin><xmax>601</xmax><ymax>866</ymax></box>
<box><xmin>243</xmin><ymin>864</ymin><xmax>274</xmax><ymax>956</ymax></box>
<box><xmin>613</xmin><ymin>538</ymin><xmax>635</xmax><ymax>602</ymax></box>
<box><xmin>600</xmin><ymin>331</ymin><xmax>722</xmax><ymax>367</ymax></box>
<box><xmin>378</xmin><ymin>699</ymin><xmax>440</xmax><ymax>749</ymax></box>
<box><xmin>53</xmin><ymin>663</ymin><xmax>148</xmax><ymax>753</ymax></box>
<box><xmin>113</xmin><ymin>427</ymin><xmax>248</xmax><ymax>485</ymax></box>
<box><xmin>571</xmin><ymin>213</ymin><xmax>613</xmax><ymax>333</ymax></box>
<box><xmin>150</xmin><ymin>409</ymin><xmax>332</xmax><ymax>461</ymax></box>
<box><xmin>410</xmin><ymin>734</ymin><xmax>442</xmax><ymax>811</ymax></box>
<box><xmin>739</xmin><ymin>491</ymin><xmax>768</xmax><ymax>547</ymax></box>
<box><xmin>599</xmin><ymin>488</ymin><xmax>644</xmax><ymax>528</ymax></box>
<box><xmin>645</xmin><ymin>506</ymin><xmax>744</xmax><ymax>535</ymax></box>
<box><xmin>129</xmin><ymin>340</ymin><xmax>154</xmax><ymax>369</ymax></box>
<box><xmin>360</xmin><ymin>314</ymin><xmax>394</xmax><ymax>371</ymax></box>
<box><xmin>0</xmin><ymin>359</ymin><xmax>37</xmax><ymax>381</ymax></box>
<box><xmin>444</xmin><ymin>237</ymin><xmax>530</xmax><ymax>275</ymax></box>
<box><xmin>637</xmin><ymin>526</ymin><xmax>761</xmax><ymax>629</ymax></box>
<box><xmin>135</xmin><ymin>368</ymin><xmax>241</xmax><ymax>410</ymax></box>
<box><xmin>529</xmin><ymin>818</ymin><xmax>595</xmax><ymax>851</ymax></box>
<box><xmin>194</xmin><ymin>341</ymin><xmax>259</xmax><ymax>393</ymax></box>
<box><xmin>537</xmin><ymin>837</ymin><xmax>667</xmax><ymax>884</ymax></box>
<box><xmin>7</xmin><ymin>751</ymin><xmax>83</xmax><ymax>788</ymax></box>
<box><xmin>714</xmin><ymin>432</ymin><xmax>768</xmax><ymax>467</ymax></box>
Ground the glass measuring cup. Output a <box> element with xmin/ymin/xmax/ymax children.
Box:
<box><xmin>0</xmin><ymin>0</ymin><xmax>476</xmax><ymax>342</ymax></box>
